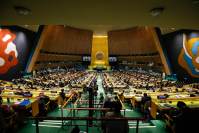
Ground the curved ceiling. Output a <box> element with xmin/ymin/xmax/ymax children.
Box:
<box><xmin>1</xmin><ymin>0</ymin><xmax>199</xmax><ymax>35</ymax></box>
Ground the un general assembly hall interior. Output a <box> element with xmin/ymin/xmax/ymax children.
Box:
<box><xmin>0</xmin><ymin>0</ymin><xmax>199</xmax><ymax>133</ymax></box>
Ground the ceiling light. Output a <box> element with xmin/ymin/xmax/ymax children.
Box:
<box><xmin>14</xmin><ymin>6</ymin><xmax>31</xmax><ymax>15</ymax></box>
<box><xmin>150</xmin><ymin>7</ymin><xmax>164</xmax><ymax>17</ymax></box>
<box><xmin>192</xmin><ymin>0</ymin><xmax>199</xmax><ymax>4</ymax></box>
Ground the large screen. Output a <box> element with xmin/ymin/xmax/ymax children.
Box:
<box><xmin>82</xmin><ymin>56</ymin><xmax>91</xmax><ymax>62</ymax></box>
<box><xmin>0</xmin><ymin>26</ymin><xmax>37</xmax><ymax>80</ymax></box>
<box><xmin>109</xmin><ymin>57</ymin><xmax>117</xmax><ymax>62</ymax></box>
<box><xmin>82</xmin><ymin>56</ymin><xmax>117</xmax><ymax>62</ymax></box>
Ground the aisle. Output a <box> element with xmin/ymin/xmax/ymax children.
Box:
<box><xmin>97</xmin><ymin>73</ymin><xmax>105</xmax><ymax>98</ymax></box>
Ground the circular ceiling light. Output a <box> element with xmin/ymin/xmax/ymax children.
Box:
<box><xmin>192</xmin><ymin>0</ymin><xmax>199</xmax><ymax>4</ymax></box>
<box><xmin>14</xmin><ymin>6</ymin><xmax>31</xmax><ymax>15</ymax></box>
<box><xmin>150</xmin><ymin>7</ymin><xmax>165</xmax><ymax>17</ymax></box>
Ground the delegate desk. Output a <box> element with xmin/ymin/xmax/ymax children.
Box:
<box><xmin>1</xmin><ymin>87</ymin><xmax>66</xmax><ymax>116</ymax></box>
<box><xmin>124</xmin><ymin>86</ymin><xmax>199</xmax><ymax>117</ymax></box>
<box><xmin>150</xmin><ymin>96</ymin><xmax>199</xmax><ymax>119</ymax></box>
<box><xmin>128</xmin><ymin>91</ymin><xmax>184</xmax><ymax>108</ymax></box>
<box><xmin>1</xmin><ymin>95</ymin><xmax>39</xmax><ymax>116</ymax></box>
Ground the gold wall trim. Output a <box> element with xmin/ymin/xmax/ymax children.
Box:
<box><xmin>90</xmin><ymin>36</ymin><xmax>109</xmax><ymax>69</ymax></box>
<box><xmin>150</xmin><ymin>27</ymin><xmax>171</xmax><ymax>74</ymax></box>
<box><xmin>26</xmin><ymin>26</ymin><xmax>49</xmax><ymax>72</ymax></box>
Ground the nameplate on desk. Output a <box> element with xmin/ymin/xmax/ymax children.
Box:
<box><xmin>157</xmin><ymin>95</ymin><xmax>167</xmax><ymax>99</ymax></box>
<box><xmin>51</xmin><ymin>91</ymin><xmax>57</xmax><ymax>93</ymax></box>
<box><xmin>23</xmin><ymin>93</ymin><xmax>33</xmax><ymax>97</ymax></box>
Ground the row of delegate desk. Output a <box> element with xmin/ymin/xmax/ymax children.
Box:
<box><xmin>103</xmin><ymin>71</ymin><xmax>162</xmax><ymax>89</ymax></box>
<box><xmin>0</xmin><ymin>82</ymin><xmax>75</xmax><ymax>117</ymax></box>
<box><xmin>102</xmin><ymin>71</ymin><xmax>199</xmax><ymax>119</ymax></box>
<box><xmin>102</xmin><ymin>73</ymin><xmax>128</xmax><ymax>90</ymax></box>
<box><xmin>120</xmin><ymin>85</ymin><xmax>199</xmax><ymax>119</ymax></box>
<box><xmin>0</xmin><ymin>71</ymin><xmax>95</xmax><ymax>117</ymax></box>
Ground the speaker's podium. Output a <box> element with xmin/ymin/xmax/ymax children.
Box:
<box><xmin>88</xmin><ymin>61</ymin><xmax>110</xmax><ymax>71</ymax></box>
<box><xmin>94</xmin><ymin>65</ymin><xmax>106</xmax><ymax>70</ymax></box>
<box><xmin>89</xmin><ymin>65</ymin><xmax>110</xmax><ymax>71</ymax></box>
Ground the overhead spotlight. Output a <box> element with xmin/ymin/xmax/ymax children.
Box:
<box><xmin>192</xmin><ymin>0</ymin><xmax>199</xmax><ymax>4</ymax></box>
<box><xmin>14</xmin><ymin>6</ymin><xmax>31</xmax><ymax>15</ymax></box>
<box><xmin>150</xmin><ymin>7</ymin><xmax>165</xmax><ymax>17</ymax></box>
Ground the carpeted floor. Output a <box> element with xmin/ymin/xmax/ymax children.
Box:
<box><xmin>17</xmin><ymin>75</ymin><xmax>168</xmax><ymax>133</ymax></box>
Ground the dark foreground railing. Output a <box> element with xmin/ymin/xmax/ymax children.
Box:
<box><xmin>28</xmin><ymin>116</ymin><xmax>145</xmax><ymax>133</ymax></box>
